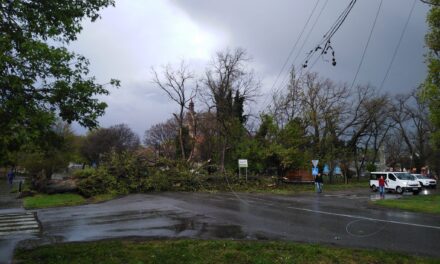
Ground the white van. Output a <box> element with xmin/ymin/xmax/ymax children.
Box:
<box><xmin>412</xmin><ymin>174</ymin><xmax>437</xmax><ymax>189</ymax></box>
<box><xmin>370</xmin><ymin>172</ymin><xmax>421</xmax><ymax>195</ymax></box>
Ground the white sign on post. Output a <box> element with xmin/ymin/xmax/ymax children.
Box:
<box><xmin>312</xmin><ymin>160</ymin><xmax>319</xmax><ymax>167</ymax></box>
<box><xmin>238</xmin><ymin>159</ymin><xmax>248</xmax><ymax>182</ymax></box>
<box><xmin>238</xmin><ymin>159</ymin><xmax>248</xmax><ymax>168</ymax></box>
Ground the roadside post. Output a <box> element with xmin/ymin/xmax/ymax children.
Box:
<box><xmin>238</xmin><ymin>159</ymin><xmax>248</xmax><ymax>182</ymax></box>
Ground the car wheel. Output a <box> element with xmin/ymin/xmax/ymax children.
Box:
<box><xmin>396</xmin><ymin>186</ymin><xmax>403</xmax><ymax>194</ymax></box>
<box><xmin>413</xmin><ymin>190</ymin><xmax>420</xmax><ymax>195</ymax></box>
<box><xmin>371</xmin><ymin>185</ymin><xmax>377</xmax><ymax>192</ymax></box>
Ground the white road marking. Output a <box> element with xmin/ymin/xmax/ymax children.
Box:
<box><xmin>0</xmin><ymin>213</ymin><xmax>39</xmax><ymax>236</ymax></box>
<box><xmin>286</xmin><ymin>206</ymin><xmax>440</xmax><ymax>230</ymax></box>
<box><xmin>0</xmin><ymin>229</ymin><xmax>38</xmax><ymax>236</ymax></box>
<box><xmin>0</xmin><ymin>214</ymin><xmax>33</xmax><ymax>219</ymax></box>
<box><xmin>0</xmin><ymin>224</ymin><xmax>39</xmax><ymax>231</ymax></box>
<box><xmin>0</xmin><ymin>220</ymin><xmax>37</xmax><ymax>227</ymax></box>
<box><xmin>323</xmin><ymin>194</ymin><xmax>368</xmax><ymax>200</ymax></box>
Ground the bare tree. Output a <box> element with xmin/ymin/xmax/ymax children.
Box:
<box><xmin>391</xmin><ymin>89</ymin><xmax>433</xmax><ymax>171</ymax></box>
<box><xmin>270</xmin><ymin>73</ymin><xmax>396</xmax><ymax>180</ymax></box>
<box><xmin>81</xmin><ymin>124</ymin><xmax>140</xmax><ymax>165</ymax></box>
<box><xmin>297</xmin><ymin>72</ymin><xmax>349</xmax><ymax>157</ymax></box>
<box><xmin>143</xmin><ymin>118</ymin><xmax>178</xmax><ymax>159</ymax></box>
<box><xmin>152</xmin><ymin>61</ymin><xmax>197</xmax><ymax>160</ymax></box>
<box><xmin>269</xmin><ymin>67</ymin><xmax>303</xmax><ymax>128</ymax></box>
<box><xmin>201</xmin><ymin>48</ymin><xmax>260</xmax><ymax>172</ymax></box>
<box><xmin>351</xmin><ymin>95</ymin><xmax>394</xmax><ymax>177</ymax></box>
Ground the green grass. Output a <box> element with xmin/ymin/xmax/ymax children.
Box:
<box><xmin>228</xmin><ymin>179</ymin><xmax>369</xmax><ymax>195</ymax></box>
<box><xmin>23</xmin><ymin>194</ymin><xmax>86</xmax><ymax>209</ymax></box>
<box><xmin>88</xmin><ymin>193</ymin><xmax>119</xmax><ymax>203</ymax></box>
<box><xmin>23</xmin><ymin>193</ymin><xmax>118</xmax><ymax>209</ymax></box>
<box><xmin>13</xmin><ymin>239</ymin><xmax>438</xmax><ymax>264</ymax></box>
<box><xmin>374</xmin><ymin>194</ymin><xmax>440</xmax><ymax>214</ymax></box>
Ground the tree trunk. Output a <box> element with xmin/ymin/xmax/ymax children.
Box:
<box><xmin>186</xmin><ymin>110</ymin><xmax>197</xmax><ymax>163</ymax></box>
<box><xmin>179</xmin><ymin>126</ymin><xmax>185</xmax><ymax>159</ymax></box>
<box><xmin>220</xmin><ymin>136</ymin><xmax>227</xmax><ymax>174</ymax></box>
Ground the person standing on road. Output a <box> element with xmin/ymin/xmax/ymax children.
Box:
<box><xmin>7</xmin><ymin>170</ymin><xmax>14</xmax><ymax>186</ymax></box>
<box><xmin>379</xmin><ymin>175</ymin><xmax>387</xmax><ymax>198</ymax></box>
<box><xmin>315</xmin><ymin>172</ymin><xmax>323</xmax><ymax>193</ymax></box>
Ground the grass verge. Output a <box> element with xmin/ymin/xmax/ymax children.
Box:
<box><xmin>373</xmin><ymin>193</ymin><xmax>440</xmax><ymax>214</ymax></box>
<box><xmin>14</xmin><ymin>239</ymin><xmax>438</xmax><ymax>264</ymax></box>
<box><xmin>23</xmin><ymin>193</ymin><xmax>86</xmax><ymax>209</ymax></box>
<box><xmin>229</xmin><ymin>180</ymin><xmax>369</xmax><ymax>195</ymax></box>
<box><xmin>21</xmin><ymin>179</ymin><xmax>368</xmax><ymax>209</ymax></box>
<box><xmin>23</xmin><ymin>193</ymin><xmax>118</xmax><ymax>209</ymax></box>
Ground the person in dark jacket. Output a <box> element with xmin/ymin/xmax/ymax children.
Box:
<box><xmin>7</xmin><ymin>170</ymin><xmax>14</xmax><ymax>186</ymax></box>
<box><xmin>315</xmin><ymin>172</ymin><xmax>323</xmax><ymax>193</ymax></box>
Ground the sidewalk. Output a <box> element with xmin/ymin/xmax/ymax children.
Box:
<box><xmin>0</xmin><ymin>176</ymin><xmax>25</xmax><ymax>213</ymax></box>
<box><xmin>0</xmin><ymin>177</ymin><xmax>37</xmax><ymax>264</ymax></box>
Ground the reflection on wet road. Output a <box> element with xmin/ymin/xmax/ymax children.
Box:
<box><xmin>8</xmin><ymin>189</ymin><xmax>440</xmax><ymax>261</ymax></box>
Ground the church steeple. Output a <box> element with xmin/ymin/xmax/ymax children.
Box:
<box><xmin>188</xmin><ymin>99</ymin><xmax>195</xmax><ymax>113</ymax></box>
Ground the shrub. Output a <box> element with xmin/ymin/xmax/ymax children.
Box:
<box><xmin>144</xmin><ymin>170</ymin><xmax>171</xmax><ymax>191</ymax></box>
<box><xmin>75</xmin><ymin>167</ymin><xmax>117</xmax><ymax>197</ymax></box>
<box><xmin>73</xmin><ymin>167</ymin><xmax>96</xmax><ymax>179</ymax></box>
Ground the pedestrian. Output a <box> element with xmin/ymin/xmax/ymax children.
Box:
<box><xmin>7</xmin><ymin>170</ymin><xmax>14</xmax><ymax>186</ymax></box>
<box><xmin>378</xmin><ymin>175</ymin><xmax>387</xmax><ymax>198</ymax></box>
<box><xmin>315</xmin><ymin>172</ymin><xmax>323</xmax><ymax>193</ymax></box>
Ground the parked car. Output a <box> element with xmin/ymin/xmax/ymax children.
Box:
<box><xmin>370</xmin><ymin>172</ymin><xmax>421</xmax><ymax>195</ymax></box>
<box><xmin>412</xmin><ymin>174</ymin><xmax>437</xmax><ymax>189</ymax></box>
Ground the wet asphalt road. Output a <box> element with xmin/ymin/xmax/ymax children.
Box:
<box><xmin>12</xmin><ymin>188</ymin><xmax>440</xmax><ymax>260</ymax></box>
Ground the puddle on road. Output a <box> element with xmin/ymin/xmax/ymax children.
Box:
<box><xmin>369</xmin><ymin>188</ymin><xmax>437</xmax><ymax>201</ymax></box>
<box><xmin>172</xmin><ymin>217</ymin><xmax>196</xmax><ymax>233</ymax></box>
<box><xmin>16</xmin><ymin>209</ymin><xmax>252</xmax><ymax>253</ymax></box>
<box><xmin>209</xmin><ymin>225</ymin><xmax>246</xmax><ymax>239</ymax></box>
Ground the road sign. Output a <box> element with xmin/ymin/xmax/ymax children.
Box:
<box><xmin>238</xmin><ymin>159</ymin><xmax>248</xmax><ymax>168</ymax></box>
<box><xmin>238</xmin><ymin>159</ymin><xmax>248</xmax><ymax>182</ymax></box>
<box><xmin>312</xmin><ymin>160</ymin><xmax>319</xmax><ymax>167</ymax></box>
<box><xmin>323</xmin><ymin>164</ymin><xmax>330</xmax><ymax>174</ymax></box>
<box><xmin>334</xmin><ymin>166</ymin><xmax>342</xmax><ymax>175</ymax></box>
<box><xmin>312</xmin><ymin>167</ymin><xmax>319</xmax><ymax>176</ymax></box>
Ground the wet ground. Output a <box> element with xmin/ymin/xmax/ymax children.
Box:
<box><xmin>0</xmin><ymin>177</ymin><xmax>36</xmax><ymax>264</ymax></box>
<box><xmin>0</xmin><ymin>177</ymin><xmax>24</xmax><ymax>211</ymax></box>
<box><xmin>1</xmin><ymin>184</ymin><xmax>440</xmax><ymax>263</ymax></box>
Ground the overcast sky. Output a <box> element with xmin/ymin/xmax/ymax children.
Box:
<box><xmin>69</xmin><ymin>0</ymin><xmax>430</xmax><ymax>138</ymax></box>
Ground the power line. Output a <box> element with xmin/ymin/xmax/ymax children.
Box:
<box><xmin>379</xmin><ymin>0</ymin><xmax>417</xmax><ymax>91</ymax></box>
<box><xmin>301</xmin><ymin>0</ymin><xmax>358</xmax><ymax>69</ymax></box>
<box><xmin>266</xmin><ymin>0</ymin><xmax>328</xmax><ymax>109</ymax></box>
<box><xmin>419</xmin><ymin>0</ymin><xmax>440</xmax><ymax>6</ymax></box>
<box><xmin>280</xmin><ymin>0</ymin><xmax>358</xmax><ymax>98</ymax></box>
<box><xmin>276</xmin><ymin>0</ymin><xmax>330</xmax><ymax>94</ymax></box>
<box><xmin>293</xmin><ymin>0</ymin><xmax>329</xmax><ymax>67</ymax></box>
<box><xmin>349</xmin><ymin>0</ymin><xmax>383</xmax><ymax>90</ymax></box>
<box><xmin>264</xmin><ymin>0</ymin><xmax>320</xmax><ymax>108</ymax></box>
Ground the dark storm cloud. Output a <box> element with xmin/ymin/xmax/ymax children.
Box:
<box><xmin>173</xmin><ymin>0</ymin><xmax>429</xmax><ymax>93</ymax></box>
<box><xmin>71</xmin><ymin>0</ymin><xmax>430</xmax><ymax>137</ymax></box>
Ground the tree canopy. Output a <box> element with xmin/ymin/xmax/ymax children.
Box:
<box><xmin>0</xmin><ymin>0</ymin><xmax>119</xmax><ymax>163</ymax></box>
<box><xmin>422</xmin><ymin>0</ymin><xmax>440</xmax><ymax>148</ymax></box>
<box><xmin>81</xmin><ymin>124</ymin><xmax>140</xmax><ymax>166</ymax></box>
